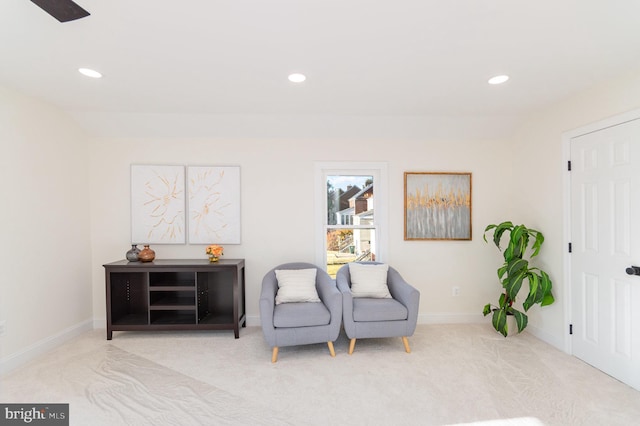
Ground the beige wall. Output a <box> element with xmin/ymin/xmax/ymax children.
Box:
<box><xmin>3</xmin><ymin>70</ymin><xmax>639</xmax><ymax>370</ymax></box>
<box><xmin>512</xmin><ymin>72</ymin><xmax>640</xmax><ymax>348</ymax></box>
<box><xmin>0</xmin><ymin>87</ymin><xmax>92</xmax><ymax>369</ymax></box>
<box><xmin>89</xmin><ymin>127</ymin><xmax>513</xmax><ymax>329</ymax></box>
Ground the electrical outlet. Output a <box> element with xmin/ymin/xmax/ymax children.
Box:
<box><xmin>452</xmin><ymin>286</ymin><xmax>460</xmax><ymax>297</ymax></box>
<box><xmin>0</xmin><ymin>320</ymin><xmax>6</xmax><ymax>337</ymax></box>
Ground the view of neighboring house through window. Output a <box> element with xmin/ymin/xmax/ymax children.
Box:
<box><xmin>315</xmin><ymin>162</ymin><xmax>388</xmax><ymax>278</ymax></box>
<box><xmin>325</xmin><ymin>175</ymin><xmax>376</xmax><ymax>277</ymax></box>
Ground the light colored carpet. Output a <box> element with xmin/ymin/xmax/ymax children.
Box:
<box><xmin>1</xmin><ymin>324</ymin><xmax>639</xmax><ymax>425</ymax></box>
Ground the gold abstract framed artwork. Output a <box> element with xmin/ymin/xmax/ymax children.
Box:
<box><xmin>131</xmin><ymin>165</ymin><xmax>186</xmax><ymax>244</ymax></box>
<box><xmin>187</xmin><ymin>166</ymin><xmax>241</xmax><ymax>244</ymax></box>
<box><xmin>404</xmin><ymin>172</ymin><xmax>472</xmax><ymax>241</ymax></box>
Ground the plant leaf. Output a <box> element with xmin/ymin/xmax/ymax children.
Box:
<box><xmin>498</xmin><ymin>292</ymin><xmax>507</xmax><ymax>308</ymax></box>
<box><xmin>492</xmin><ymin>309</ymin><xmax>508</xmax><ymax>337</ymax></box>
<box><xmin>504</xmin><ymin>259</ymin><xmax>528</xmax><ymax>301</ymax></box>
<box><xmin>497</xmin><ymin>264</ymin><xmax>508</xmax><ymax>279</ymax></box>
<box><xmin>506</xmin><ymin>272</ymin><xmax>525</xmax><ymax>301</ymax></box>
<box><xmin>506</xmin><ymin>258</ymin><xmax>528</xmax><ymax>276</ymax></box>
<box><xmin>522</xmin><ymin>272</ymin><xmax>541</xmax><ymax>311</ymax></box>
<box><xmin>531</xmin><ymin>230</ymin><xmax>544</xmax><ymax>258</ymax></box>
<box><xmin>510</xmin><ymin>225</ymin><xmax>530</xmax><ymax>259</ymax></box>
<box><xmin>540</xmin><ymin>270</ymin><xmax>555</xmax><ymax>306</ymax></box>
<box><xmin>504</xmin><ymin>243</ymin><xmax>514</xmax><ymax>262</ymax></box>
<box><xmin>542</xmin><ymin>293</ymin><xmax>555</xmax><ymax>306</ymax></box>
<box><xmin>483</xmin><ymin>304</ymin><xmax>492</xmax><ymax>316</ymax></box>
<box><xmin>504</xmin><ymin>259</ymin><xmax>527</xmax><ymax>300</ymax></box>
<box><xmin>507</xmin><ymin>308</ymin><xmax>528</xmax><ymax>333</ymax></box>
<box><xmin>483</xmin><ymin>224</ymin><xmax>497</xmax><ymax>243</ymax></box>
<box><xmin>489</xmin><ymin>221</ymin><xmax>513</xmax><ymax>250</ymax></box>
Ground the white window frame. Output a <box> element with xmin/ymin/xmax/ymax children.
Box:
<box><xmin>314</xmin><ymin>162</ymin><xmax>388</xmax><ymax>269</ymax></box>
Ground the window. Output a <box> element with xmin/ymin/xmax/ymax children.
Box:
<box><xmin>315</xmin><ymin>163</ymin><xmax>388</xmax><ymax>277</ymax></box>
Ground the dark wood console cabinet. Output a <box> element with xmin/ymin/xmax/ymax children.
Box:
<box><xmin>104</xmin><ymin>259</ymin><xmax>245</xmax><ymax>340</ymax></box>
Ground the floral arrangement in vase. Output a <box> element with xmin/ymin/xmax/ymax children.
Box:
<box><xmin>206</xmin><ymin>244</ymin><xmax>224</xmax><ymax>262</ymax></box>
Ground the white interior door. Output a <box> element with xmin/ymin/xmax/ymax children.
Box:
<box><xmin>570</xmin><ymin>117</ymin><xmax>640</xmax><ymax>391</ymax></box>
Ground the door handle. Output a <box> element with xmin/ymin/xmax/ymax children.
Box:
<box><xmin>625</xmin><ymin>266</ymin><xmax>640</xmax><ymax>276</ymax></box>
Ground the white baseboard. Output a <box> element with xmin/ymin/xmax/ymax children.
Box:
<box><xmin>418</xmin><ymin>313</ymin><xmax>486</xmax><ymax>324</ymax></box>
<box><xmin>421</xmin><ymin>314</ymin><xmax>566</xmax><ymax>352</ymax></box>
<box><xmin>247</xmin><ymin>313</ymin><xmax>487</xmax><ymax>328</ymax></box>
<box><xmin>523</xmin><ymin>323</ymin><xmax>566</xmax><ymax>352</ymax></box>
<box><xmin>246</xmin><ymin>315</ymin><xmax>261</xmax><ymax>327</ymax></box>
<box><xmin>78</xmin><ymin>315</ymin><xmax>569</xmax><ymax>353</ymax></box>
<box><xmin>95</xmin><ymin>314</ymin><xmax>490</xmax><ymax>328</ymax></box>
<box><xmin>0</xmin><ymin>319</ymin><xmax>93</xmax><ymax>376</ymax></box>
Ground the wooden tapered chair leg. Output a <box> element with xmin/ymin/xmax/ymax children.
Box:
<box><xmin>402</xmin><ymin>336</ymin><xmax>411</xmax><ymax>353</ymax></box>
<box><xmin>327</xmin><ymin>341</ymin><xmax>336</xmax><ymax>357</ymax></box>
<box><xmin>271</xmin><ymin>347</ymin><xmax>279</xmax><ymax>363</ymax></box>
<box><xmin>348</xmin><ymin>338</ymin><xmax>356</xmax><ymax>355</ymax></box>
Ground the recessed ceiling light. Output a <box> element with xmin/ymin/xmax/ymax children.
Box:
<box><xmin>288</xmin><ymin>73</ymin><xmax>306</xmax><ymax>83</ymax></box>
<box><xmin>488</xmin><ymin>75</ymin><xmax>509</xmax><ymax>85</ymax></box>
<box><xmin>78</xmin><ymin>68</ymin><xmax>102</xmax><ymax>78</ymax></box>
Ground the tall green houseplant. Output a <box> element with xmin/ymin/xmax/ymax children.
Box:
<box><xmin>483</xmin><ymin>221</ymin><xmax>554</xmax><ymax>337</ymax></box>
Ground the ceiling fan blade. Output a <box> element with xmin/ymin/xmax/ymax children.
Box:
<box><xmin>30</xmin><ymin>0</ymin><xmax>90</xmax><ymax>22</ymax></box>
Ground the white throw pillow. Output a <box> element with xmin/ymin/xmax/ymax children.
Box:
<box><xmin>274</xmin><ymin>268</ymin><xmax>320</xmax><ymax>305</ymax></box>
<box><xmin>349</xmin><ymin>263</ymin><xmax>392</xmax><ymax>298</ymax></box>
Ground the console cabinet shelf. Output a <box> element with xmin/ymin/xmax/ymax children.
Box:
<box><xmin>104</xmin><ymin>259</ymin><xmax>245</xmax><ymax>339</ymax></box>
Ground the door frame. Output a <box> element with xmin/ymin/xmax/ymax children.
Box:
<box><xmin>562</xmin><ymin>107</ymin><xmax>640</xmax><ymax>355</ymax></box>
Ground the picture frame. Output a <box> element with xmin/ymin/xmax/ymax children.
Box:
<box><xmin>404</xmin><ymin>172</ymin><xmax>472</xmax><ymax>240</ymax></box>
<box><xmin>131</xmin><ymin>164</ymin><xmax>186</xmax><ymax>244</ymax></box>
<box><xmin>187</xmin><ymin>165</ymin><xmax>241</xmax><ymax>244</ymax></box>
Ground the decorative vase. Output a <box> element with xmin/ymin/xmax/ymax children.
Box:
<box><xmin>139</xmin><ymin>245</ymin><xmax>155</xmax><ymax>262</ymax></box>
<box><xmin>506</xmin><ymin>314</ymin><xmax>519</xmax><ymax>336</ymax></box>
<box><xmin>208</xmin><ymin>255</ymin><xmax>219</xmax><ymax>263</ymax></box>
<box><xmin>126</xmin><ymin>244</ymin><xmax>141</xmax><ymax>262</ymax></box>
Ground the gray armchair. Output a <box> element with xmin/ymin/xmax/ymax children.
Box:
<box><xmin>336</xmin><ymin>262</ymin><xmax>420</xmax><ymax>354</ymax></box>
<box><xmin>259</xmin><ymin>262</ymin><xmax>342</xmax><ymax>362</ymax></box>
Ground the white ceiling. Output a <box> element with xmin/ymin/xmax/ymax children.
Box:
<box><xmin>2</xmin><ymin>1</ymin><xmax>640</xmax><ymax>136</ymax></box>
